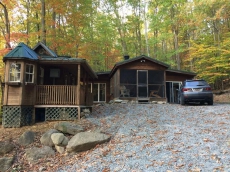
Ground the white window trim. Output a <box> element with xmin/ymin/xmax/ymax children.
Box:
<box><xmin>25</xmin><ymin>64</ymin><xmax>35</xmax><ymax>83</ymax></box>
<box><xmin>92</xmin><ymin>83</ymin><xmax>106</xmax><ymax>102</ymax></box>
<box><xmin>9</xmin><ymin>62</ymin><xmax>21</xmax><ymax>82</ymax></box>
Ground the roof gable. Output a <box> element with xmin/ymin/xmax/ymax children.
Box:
<box><xmin>115</xmin><ymin>55</ymin><xmax>170</xmax><ymax>68</ymax></box>
<box><xmin>110</xmin><ymin>55</ymin><xmax>170</xmax><ymax>77</ymax></box>
<box><xmin>3</xmin><ymin>42</ymin><xmax>39</xmax><ymax>61</ymax></box>
<box><xmin>33</xmin><ymin>42</ymin><xmax>58</xmax><ymax>57</ymax></box>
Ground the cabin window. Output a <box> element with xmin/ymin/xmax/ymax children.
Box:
<box><xmin>25</xmin><ymin>64</ymin><xmax>34</xmax><ymax>83</ymax></box>
<box><xmin>93</xmin><ymin>83</ymin><xmax>106</xmax><ymax>102</ymax></box>
<box><xmin>9</xmin><ymin>62</ymin><xmax>21</xmax><ymax>82</ymax></box>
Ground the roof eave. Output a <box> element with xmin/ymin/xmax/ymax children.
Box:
<box><xmin>3</xmin><ymin>57</ymin><xmax>38</xmax><ymax>62</ymax></box>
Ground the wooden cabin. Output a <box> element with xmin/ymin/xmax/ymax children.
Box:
<box><xmin>2</xmin><ymin>43</ymin><xmax>196</xmax><ymax>128</ymax></box>
<box><xmin>2</xmin><ymin>42</ymin><xmax>97</xmax><ymax>127</ymax></box>
<box><xmin>95</xmin><ymin>55</ymin><xmax>196</xmax><ymax>104</ymax></box>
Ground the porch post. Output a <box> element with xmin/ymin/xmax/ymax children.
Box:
<box><xmin>77</xmin><ymin>64</ymin><xmax>81</xmax><ymax>120</ymax></box>
<box><xmin>164</xmin><ymin>71</ymin><xmax>166</xmax><ymax>99</ymax></box>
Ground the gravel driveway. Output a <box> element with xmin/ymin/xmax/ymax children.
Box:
<box><xmin>58</xmin><ymin>103</ymin><xmax>230</xmax><ymax>172</ymax></box>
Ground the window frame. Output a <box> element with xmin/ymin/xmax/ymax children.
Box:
<box><xmin>92</xmin><ymin>83</ymin><xmax>106</xmax><ymax>102</ymax></box>
<box><xmin>9</xmin><ymin>62</ymin><xmax>21</xmax><ymax>82</ymax></box>
<box><xmin>25</xmin><ymin>64</ymin><xmax>35</xmax><ymax>83</ymax></box>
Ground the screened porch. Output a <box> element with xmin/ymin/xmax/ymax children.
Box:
<box><xmin>115</xmin><ymin>69</ymin><xmax>166</xmax><ymax>99</ymax></box>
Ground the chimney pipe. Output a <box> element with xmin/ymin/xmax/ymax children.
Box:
<box><xmin>124</xmin><ymin>55</ymin><xmax>129</xmax><ymax>60</ymax></box>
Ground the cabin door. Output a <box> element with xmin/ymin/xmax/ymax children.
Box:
<box><xmin>137</xmin><ymin>70</ymin><xmax>148</xmax><ymax>97</ymax></box>
<box><xmin>166</xmin><ymin>82</ymin><xmax>181</xmax><ymax>103</ymax></box>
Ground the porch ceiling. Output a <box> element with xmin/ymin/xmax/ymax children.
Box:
<box><xmin>38</xmin><ymin>58</ymin><xmax>97</xmax><ymax>79</ymax></box>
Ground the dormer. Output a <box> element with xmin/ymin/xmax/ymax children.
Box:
<box><xmin>33</xmin><ymin>42</ymin><xmax>58</xmax><ymax>58</ymax></box>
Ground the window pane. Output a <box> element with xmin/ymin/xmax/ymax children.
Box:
<box><xmin>93</xmin><ymin>84</ymin><xmax>98</xmax><ymax>101</ymax></box>
<box><xmin>26</xmin><ymin>65</ymin><xmax>30</xmax><ymax>73</ymax></box>
<box><xmin>26</xmin><ymin>74</ymin><xmax>33</xmax><ymax>82</ymax></box>
<box><xmin>25</xmin><ymin>64</ymin><xmax>34</xmax><ymax>83</ymax></box>
<box><xmin>16</xmin><ymin>73</ymin><xmax>20</xmax><ymax>81</ymax></box>
<box><xmin>30</xmin><ymin>65</ymin><xmax>34</xmax><ymax>73</ymax></box>
<box><xmin>99</xmin><ymin>83</ymin><xmax>105</xmax><ymax>101</ymax></box>
<box><xmin>10</xmin><ymin>74</ymin><xmax>14</xmax><ymax>81</ymax></box>
<box><xmin>16</xmin><ymin>64</ymin><xmax>21</xmax><ymax>72</ymax></box>
<box><xmin>9</xmin><ymin>63</ymin><xmax>21</xmax><ymax>82</ymax></box>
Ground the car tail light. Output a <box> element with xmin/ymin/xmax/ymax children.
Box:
<box><xmin>204</xmin><ymin>87</ymin><xmax>212</xmax><ymax>91</ymax></box>
<box><xmin>182</xmin><ymin>88</ymin><xmax>192</xmax><ymax>92</ymax></box>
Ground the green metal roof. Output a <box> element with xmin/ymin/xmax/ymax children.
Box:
<box><xmin>3</xmin><ymin>42</ymin><xmax>39</xmax><ymax>61</ymax></box>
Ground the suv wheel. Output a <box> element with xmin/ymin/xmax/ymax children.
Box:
<box><xmin>208</xmin><ymin>100</ymin><xmax>213</xmax><ymax>105</ymax></box>
<box><xmin>180</xmin><ymin>97</ymin><xmax>185</xmax><ymax>105</ymax></box>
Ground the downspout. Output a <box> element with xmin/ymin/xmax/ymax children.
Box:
<box><xmin>77</xmin><ymin>64</ymin><xmax>81</xmax><ymax>120</ymax></box>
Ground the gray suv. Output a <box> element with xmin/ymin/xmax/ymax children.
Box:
<box><xmin>178</xmin><ymin>79</ymin><xmax>213</xmax><ymax>105</ymax></box>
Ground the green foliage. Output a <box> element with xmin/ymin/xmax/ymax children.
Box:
<box><xmin>0</xmin><ymin>0</ymin><xmax>230</xmax><ymax>87</ymax></box>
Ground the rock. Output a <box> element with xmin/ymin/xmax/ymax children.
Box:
<box><xmin>25</xmin><ymin>146</ymin><xmax>55</xmax><ymax>163</ymax></box>
<box><xmin>66</xmin><ymin>131</ymin><xmax>111</xmax><ymax>153</ymax></box>
<box><xmin>108</xmin><ymin>100</ymin><xmax>114</xmax><ymax>104</ymax></box>
<box><xmin>0</xmin><ymin>156</ymin><xmax>14</xmax><ymax>172</ymax></box>
<box><xmin>157</xmin><ymin>101</ymin><xmax>166</xmax><ymax>104</ymax></box>
<box><xmin>51</xmin><ymin>133</ymin><xmax>64</xmax><ymax>145</ymax></box>
<box><xmin>39</xmin><ymin>167</ymin><xmax>46</xmax><ymax>172</ymax></box>
<box><xmin>54</xmin><ymin>122</ymin><xmax>84</xmax><ymax>135</ymax></box>
<box><xmin>18</xmin><ymin>131</ymin><xmax>35</xmax><ymax>146</ymax></box>
<box><xmin>114</xmin><ymin>99</ymin><xmax>122</xmax><ymax>103</ymax></box>
<box><xmin>151</xmin><ymin>101</ymin><xmax>157</xmax><ymax>104</ymax></box>
<box><xmin>0</xmin><ymin>141</ymin><xmax>14</xmax><ymax>155</ymax></box>
<box><xmin>55</xmin><ymin>145</ymin><xmax>65</xmax><ymax>154</ymax></box>
<box><xmin>51</xmin><ymin>133</ymin><xmax>69</xmax><ymax>146</ymax></box>
<box><xmin>83</xmin><ymin>109</ymin><xmax>91</xmax><ymax>118</ymax></box>
<box><xmin>40</xmin><ymin>129</ymin><xmax>59</xmax><ymax>147</ymax></box>
<box><xmin>121</xmin><ymin>100</ymin><xmax>128</xmax><ymax>104</ymax></box>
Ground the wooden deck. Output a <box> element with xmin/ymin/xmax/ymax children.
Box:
<box><xmin>36</xmin><ymin>85</ymin><xmax>77</xmax><ymax>105</ymax></box>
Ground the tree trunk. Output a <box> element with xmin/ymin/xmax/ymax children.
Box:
<box><xmin>0</xmin><ymin>2</ymin><xmax>11</xmax><ymax>48</ymax></box>
<box><xmin>52</xmin><ymin>10</ymin><xmax>57</xmax><ymax>53</ymax></box>
<box><xmin>41</xmin><ymin>0</ymin><xmax>46</xmax><ymax>44</ymax></box>
<box><xmin>26</xmin><ymin>0</ymin><xmax>30</xmax><ymax>45</ymax></box>
<box><xmin>144</xmin><ymin>1</ymin><xmax>149</xmax><ymax>56</ymax></box>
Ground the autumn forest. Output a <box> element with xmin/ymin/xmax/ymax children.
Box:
<box><xmin>0</xmin><ymin>0</ymin><xmax>230</xmax><ymax>89</ymax></box>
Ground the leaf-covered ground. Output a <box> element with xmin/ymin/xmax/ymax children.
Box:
<box><xmin>0</xmin><ymin>93</ymin><xmax>229</xmax><ymax>172</ymax></box>
<box><xmin>57</xmin><ymin>102</ymin><xmax>230</xmax><ymax>172</ymax></box>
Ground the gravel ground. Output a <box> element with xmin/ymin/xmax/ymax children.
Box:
<box><xmin>57</xmin><ymin>103</ymin><xmax>230</xmax><ymax>172</ymax></box>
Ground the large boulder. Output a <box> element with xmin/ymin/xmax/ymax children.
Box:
<box><xmin>0</xmin><ymin>156</ymin><xmax>14</xmax><ymax>172</ymax></box>
<box><xmin>18</xmin><ymin>131</ymin><xmax>35</xmax><ymax>146</ymax></box>
<box><xmin>40</xmin><ymin>129</ymin><xmax>59</xmax><ymax>147</ymax></box>
<box><xmin>66</xmin><ymin>132</ymin><xmax>111</xmax><ymax>153</ymax></box>
<box><xmin>51</xmin><ymin>133</ymin><xmax>69</xmax><ymax>146</ymax></box>
<box><xmin>25</xmin><ymin>146</ymin><xmax>55</xmax><ymax>163</ymax></box>
<box><xmin>0</xmin><ymin>141</ymin><xmax>14</xmax><ymax>155</ymax></box>
<box><xmin>54</xmin><ymin>122</ymin><xmax>84</xmax><ymax>135</ymax></box>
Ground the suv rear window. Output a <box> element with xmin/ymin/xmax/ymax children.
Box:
<box><xmin>185</xmin><ymin>80</ymin><xmax>208</xmax><ymax>86</ymax></box>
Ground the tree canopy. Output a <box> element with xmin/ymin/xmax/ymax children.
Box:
<box><xmin>0</xmin><ymin>0</ymin><xmax>230</xmax><ymax>89</ymax></box>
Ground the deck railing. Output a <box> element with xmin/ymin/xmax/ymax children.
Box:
<box><xmin>36</xmin><ymin>85</ymin><xmax>77</xmax><ymax>105</ymax></box>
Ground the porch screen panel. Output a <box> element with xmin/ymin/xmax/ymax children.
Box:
<box><xmin>120</xmin><ymin>69</ymin><xmax>137</xmax><ymax>97</ymax></box>
<box><xmin>148</xmin><ymin>70</ymin><xmax>164</xmax><ymax>84</ymax></box>
<box><xmin>120</xmin><ymin>69</ymin><xmax>136</xmax><ymax>84</ymax></box>
<box><xmin>148</xmin><ymin>70</ymin><xmax>165</xmax><ymax>98</ymax></box>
